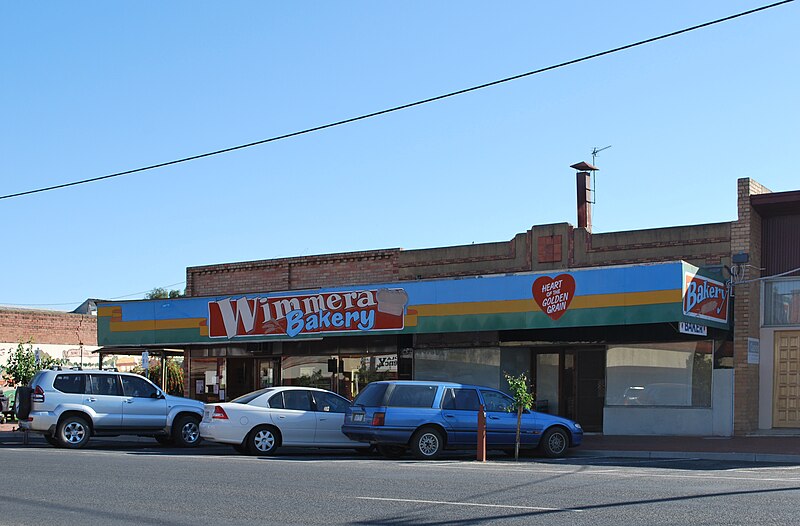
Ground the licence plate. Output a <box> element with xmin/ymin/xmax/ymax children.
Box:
<box><xmin>353</xmin><ymin>413</ymin><xmax>364</xmax><ymax>422</ymax></box>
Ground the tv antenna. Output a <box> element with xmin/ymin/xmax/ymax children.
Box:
<box><xmin>588</xmin><ymin>145</ymin><xmax>611</xmax><ymax>204</ymax></box>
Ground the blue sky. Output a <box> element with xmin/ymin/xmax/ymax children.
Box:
<box><xmin>1</xmin><ymin>1</ymin><xmax>797</xmax><ymax>310</ymax></box>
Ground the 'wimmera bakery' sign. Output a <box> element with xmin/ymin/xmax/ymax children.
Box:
<box><xmin>208</xmin><ymin>288</ymin><xmax>408</xmax><ymax>339</ymax></box>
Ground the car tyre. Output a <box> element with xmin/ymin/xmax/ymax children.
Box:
<box><xmin>56</xmin><ymin>415</ymin><xmax>91</xmax><ymax>449</ymax></box>
<box><xmin>173</xmin><ymin>415</ymin><xmax>202</xmax><ymax>448</ymax></box>
<box><xmin>248</xmin><ymin>425</ymin><xmax>280</xmax><ymax>456</ymax></box>
<box><xmin>540</xmin><ymin>427</ymin><xmax>569</xmax><ymax>458</ymax></box>
<box><xmin>377</xmin><ymin>445</ymin><xmax>406</xmax><ymax>459</ymax></box>
<box><xmin>411</xmin><ymin>427</ymin><xmax>444</xmax><ymax>460</ymax></box>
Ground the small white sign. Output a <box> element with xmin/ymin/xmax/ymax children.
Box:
<box><xmin>141</xmin><ymin>351</ymin><xmax>149</xmax><ymax>370</ymax></box>
<box><xmin>679</xmin><ymin>322</ymin><xmax>708</xmax><ymax>336</ymax></box>
<box><xmin>204</xmin><ymin>370</ymin><xmax>217</xmax><ymax>386</ymax></box>
<box><xmin>748</xmin><ymin>338</ymin><xmax>760</xmax><ymax>364</ymax></box>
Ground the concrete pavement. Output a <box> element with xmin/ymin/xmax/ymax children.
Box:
<box><xmin>3</xmin><ymin>422</ymin><xmax>799</xmax><ymax>463</ymax></box>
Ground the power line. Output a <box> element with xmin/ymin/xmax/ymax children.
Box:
<box><xmin>0</xmin><ymin>0</ymin><xmax>793</xmax><ymax>202</ymax></box>
<box><xmin>0</xmin><ymin>281</ymin><xmax>186</xmax><ymax>308</ymax></box>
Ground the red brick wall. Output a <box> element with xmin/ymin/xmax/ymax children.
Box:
<box><xmin>187</xmin><ymin>250</ymin><xmax>399</xmax><ymax>296</ymax></box>
<box><xmin>0</xmin><ymin>308</ymin><xmax>97</xmax><ymax>346</ymax></box>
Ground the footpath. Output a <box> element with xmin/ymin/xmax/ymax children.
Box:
<box><xmin>2</xmin><ymin>422</ymin><xmax>799</xmax><ymax>462</ymax></box>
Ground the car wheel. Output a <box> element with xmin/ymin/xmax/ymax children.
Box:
<box><xmin>44</xmin><ymin>435</ymin><xmax>60</xmax><ymax>447</ymax></box>
<box><xmin>155</xmin><ymin>435</ymin><xmax>175</xmax><ymax>446</ymax></box>
<box><xmin>540</xmin><ymin>427</ymin><xmax>569</xmax><ymax>458</ymax></box>
<box><xmin>411</xmin><ymin>427</ymin><xmax>444</xmax><ymax>460</ymax></box>
<box><xmin>57</xmin><ymin>415</ymin><xmax>91</xmax><ymax>449</ymax></box>
<box><xmin>173</xmin><ymin>415</ymin><xmax>202</xmax><ymax>448</ymax></box>
<box><xmin>248</xmin><ymin>425</ymin><xmax>280</xmax><ymax>456</ymax></box>
<box><xmin>377</xmin><ymin>445</ymin><xmax>406</xmax><ymax>459</ymax></box>
<box><xmin>232</xmin><ymin>443</ymin><xmax>248</xmax><ymax>455</ymax></box>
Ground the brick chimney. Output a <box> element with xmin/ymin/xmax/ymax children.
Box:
<box><xmin>570</xmin><ymin>161</ymin><xmax>598</xmax><ymax>233</ymax></box>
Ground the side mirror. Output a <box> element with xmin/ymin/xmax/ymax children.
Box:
<box><xmin>152</xmin><ymin>390</ymin><xmax>165</xmax><ymax>400</ymax></box>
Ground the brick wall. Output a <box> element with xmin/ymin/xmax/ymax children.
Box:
<box><xmin>187</xmin><ymin>250</ymin><xmax>399</xmax><ymax>296</ymax></box>
<box><xmin>187</xmin><ymin>221</ymin><xmax>732</xmax><ymax>296</ymax></box>
<box><xmin>0</xmin><ymin>308</ymin><xmax>97</xmax><ymax>346</ymax></box>
<box><xmin>732</xmin><ymin>178</ymin><xmax>771</xmax><ymax>433</ymax></box>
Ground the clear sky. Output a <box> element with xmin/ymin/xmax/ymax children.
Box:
<box><xmin>1</xmin><ymin>1</ymin><xmax>797</xmax><ymax>310</ymax></box>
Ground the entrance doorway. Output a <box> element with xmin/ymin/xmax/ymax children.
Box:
<box><xmin>534</xmin><ymin>348</ymin><xmax>606</xmax><ymax>432</ymax></box>
<box><xmin>226</xmin><ymin>358</ymin><xmax>254</xmax><ymax>401</ymax></box>
<box><xmin>774</xmin><ymin>331</ymin><xmax>800</xmax><ymax>427</ymax></box>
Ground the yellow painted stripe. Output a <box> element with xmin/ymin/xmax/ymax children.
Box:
<box><xmin>110</xmin><ymin>318</ymin><xmax>206</xmax><ymax>332</ymax></box>
<box><xmin>409</xmin><ymin>290</ymin><xmax>680</xmax><ymax>317</ymax></box>
<box><xmin>97</xmin><ymin>306</ymin><xmax>118</xmax><ymax>317</ymax></box>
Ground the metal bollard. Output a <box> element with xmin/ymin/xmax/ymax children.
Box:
<box><xmin>477</xmin><ymin>404</ymin><xmax>486</xmax><ymax>462</ymax></box>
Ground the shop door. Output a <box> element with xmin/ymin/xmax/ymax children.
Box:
<box><xmin>256</xmin><ymin>359</ymin><xmax>279</xmax><ymax>389</ymax></box>
<box><xmin>575</xmin><ymin>351</ymin><xmax>605</xmax><ymax>432</ymax></box>
<box><xmin>774</xmin><ymin>332</ymin><xmax>800</xmax><ymax>427</ymax></box>
<box><xmin>226</xmin><ymin>358</ymin><xmax>254</xmax><ymax>401</ymax></box>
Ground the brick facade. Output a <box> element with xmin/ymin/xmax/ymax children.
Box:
<box><xmin>731</xmin><ymin>178</ymin><xmax>771</xmax><ymax>433</ymax></box>
<box><xmin>181</xmin><ymin>178</ymin><xmax>784</xmax><ymax>436</ymax></box>
<box><xmin>187</xmin><ymin>224</ymin><xmax>732</xmax><ymax>297</ymax></box>
<box><xmin>0</xmin><ymin>308</ymin><xmax>97</xmax><ymax>346</ymax></box>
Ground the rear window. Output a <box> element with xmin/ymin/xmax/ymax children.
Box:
<box><xmin>388</xmin><ymin>385</ymin><xmax>438</xmax><ymax>408</ymax></box>
<box><xmin>53</xmin><ymin>374</ymin><xmax>86</xmax><ymax>394</ymax></box>
<box><xmin>353</xmin><ymin>383</ymin><xmax>388</xmax><ymax>407</ymax></box>
<box><xmin>233</xmin><ymin>388</ymin><xmax>275</xmax><ymax>405</ymax></box>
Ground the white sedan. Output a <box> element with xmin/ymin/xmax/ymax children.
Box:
<box><xmin>200</xmin><ymin>386</ymin><xmax>369</xmax><ymax>455</ymax></box>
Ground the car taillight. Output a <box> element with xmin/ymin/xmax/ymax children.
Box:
<box><xmin>32</xmin><ymin>385</ymin><xmax>45</xmax><ymax>403</ymax></box>
<box><xmin>372</xmin><ymin>412</ymin><xmax>385</xmax><ymax>426</ymax></box>
<box><xmin>212</xmin><ymin>406</ymin><xmax>228</xmax><ymax>420</ymax></box>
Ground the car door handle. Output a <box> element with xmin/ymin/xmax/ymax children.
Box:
<box><xmin>86</xmin><ymin>398</ymin><xmax>97</xmax><ymax>402</ymax></box>
<box><xmin>444</xmin><ymin>414</ymin><xmax>455</xmax><ymax>418</ymax></box>
<box><xmin>124</xmin><ymin>399</ymin><xmax>134</xmax><ymax>404</ymax></box>
<box><xmin>278</xmin><ymin>415</ymin><xmax>285</xmax><ymax>419</ymax></box>
<box><xmin>319</xmin><ymin>417</ymin><xmax>327</xmax><ymax>421</ymax></box>
<box><xmin>489</xmin><ymin>416</ymin><xmax>500</xmax><ymax>420</ymax></box>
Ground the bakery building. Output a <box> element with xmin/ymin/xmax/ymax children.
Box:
<box><xmin>97</xmin><ymin>173</ymin><xmax>800</xmax><ymax>436</ymax></box>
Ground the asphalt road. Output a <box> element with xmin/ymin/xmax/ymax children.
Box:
<box><xmin>1</xmin><ymin>439</ymin><xmax>799</xmax><ymax>525</ymax></box>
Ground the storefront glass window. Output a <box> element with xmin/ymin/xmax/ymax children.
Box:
<box><xmin>189</xmin><ymin>357</ymin><xmax>224</xmax><ymax>403</ymax></box>
<box><xmin>414</xmin><ymin>347</ymin><xmax>529</xmax><ymax>392</ymax></box>
<box><xmin>536</xmin><ymin>353</ymin><xmax>560</xmax><ymax>414</ymax></box>
<box><xmin>764</xmin><ymin>279</ymin><xmax>800</xmax><ymax>326</ymax></box>
<box><xmin>605</xmin><ymin>341</ymin><xmax>712</xmax><ymax>407</ymax></box>
<box><xmin>281</xmin><ymin>355</ymin><xmax>333</xmax><ymax>391</ymax></box>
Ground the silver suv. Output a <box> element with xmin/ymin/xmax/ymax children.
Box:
<box><xmin>17</xmin><ymin>368</ymin><xmax>204</xmax><ymax>449</ymax></box>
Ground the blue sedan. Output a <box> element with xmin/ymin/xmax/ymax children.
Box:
<box><xmin>342</xmin><ymin>381</ymin><xmax>583</xmax><ymax>459</ymax></box>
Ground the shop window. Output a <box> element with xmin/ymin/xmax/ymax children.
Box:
<box><xmin>281</xmin><ymin>356</ymin><xmax>332</xmax><ymax>390</ymax></box>
<box><xmin>764</xmin><ymin>279</ymin><xmax>800</xmax><ymax>326</ymax></box>
<box><xmin>606</xmin><ymin>342</ymin><xmax>712</xmax><ymax>407</ymax></box>
<box><xmin>414</xmin><ymin>347</ymin><xmax>529</xmax><ymax>393</ymax></box>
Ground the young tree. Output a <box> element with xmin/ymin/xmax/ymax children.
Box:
<box><xmin>2</xmin><ymin>341</ymin><xmax>66</xmax><ymax>386</ymax></box>
<box><xmin>505</xmin><ymin>372</ymin><xmax>535</xmax><ymax>461</ymax></box>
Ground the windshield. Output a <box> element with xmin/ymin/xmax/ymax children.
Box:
<box><xmin>231</xmin><ymin>387</ymin><xmax>275</xmax><ymax>405</ymax></box>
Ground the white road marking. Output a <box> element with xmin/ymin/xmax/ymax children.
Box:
<box><xmin>355</xmin><ymin>496</ymin><xmax>583</xmax><ymax>513</ymax></box>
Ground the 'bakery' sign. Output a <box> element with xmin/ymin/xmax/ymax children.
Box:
<box><xmin>208</xmin><ymin>288</ymin><xmax>407</xmax><ymax>338</ymax></box>
<box><xmin>683</xmin><ymin>273</ymin><xmax>728</xmax><ymax>323</ymax></box>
